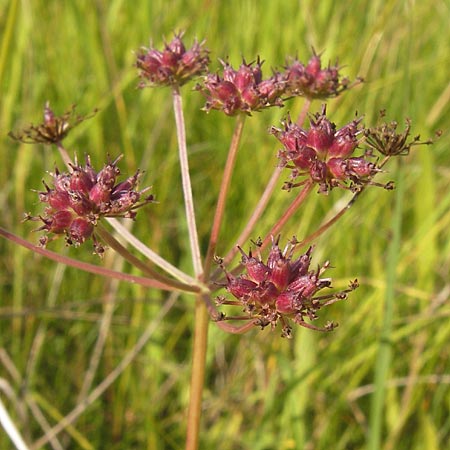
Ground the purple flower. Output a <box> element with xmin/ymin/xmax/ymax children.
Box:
<box><xmin>283</xmin><ymin>51</ymin><xmax>362</xmax><ymax>100</ymax></box>
<box><xmin>27</xmin><ymin>155</ymin><xmax>153</xmax><ymax>255</ymax></box>
<box><xmin>197</xmin><ymin>57</ymin><xmax>286</xmax><ymax>116</ymax></box>
<box><xmin>271</xmin><ymin>107</ymin><xmax>383</xmax><ymax>193</ymax></box>
<box><xmin>136</xmin><ymin>32</ymin><xmax>210</xmax><ymax>87</ymax></box>
<box><xmin>219</xmin><ymin>238</ymin><xmax>358</xmax><ymax>337</ymax></box>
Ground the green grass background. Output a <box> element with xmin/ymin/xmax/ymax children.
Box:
<box><xmin>0</xmin><ymin>0</ymin><xmax>449</xmax><ymax>449</ymax></box>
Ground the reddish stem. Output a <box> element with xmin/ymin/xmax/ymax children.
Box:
<box><xmin>260</xmin><ymin>180</ymin><xmax>314</xmax><ymax>251</ymax></box>
<box><xmin>203</xmin><ymin>114</ymin><xmax>246</xmax><ymax>279</ymax></box>
<box><xmin>0</xmin><ymin>227</ymin><xmax>197</xmax><ymax>293</ymax></box>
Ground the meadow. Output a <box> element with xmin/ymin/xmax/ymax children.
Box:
<box><xmin>0</xmin><ymin>0</ymin><xmax>449</xmax><ymax>449</ymax></box>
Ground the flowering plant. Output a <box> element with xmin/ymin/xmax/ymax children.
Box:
<box><xmin>1</xmin><ymin>31</ymin><xmax>437</xmax><ymax>450</ymax></box>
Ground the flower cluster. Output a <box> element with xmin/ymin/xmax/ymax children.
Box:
<box><xmin>9</xmin><ymin>102</ymin><xmax>96</xmax><ymax>145</ymax></box>
<box><xmin>27</xmin><ymin>155</ymin><xmax>153</xmax><ymax>255</ymax></box>
<box><xmin>218</xmin><ymin>238</ymin><xmax>358</xmax><ymax>337</ymax></box>
<box><xmin>271</xmin><ymin>107</ymin><xmax>389</xmax><ymax>193</ymax></box>
<box><xmin>283</xmin><ymin>52</ymin><xmax>362</xmax><ymax>100</ymax></box>
<box><xmin>364</xmin><ymin>113</ymin><xmax>435</xmax><ymax>156</ymax></box>
<box><xmin>197</xmin><ymin>57</ymin><xmax>286</xmax><ymax>115</ymax></box>
<box><xmin>136</xmin><ymin>33</ymin><xmax>210</xmax><ymax>87</ymax></box>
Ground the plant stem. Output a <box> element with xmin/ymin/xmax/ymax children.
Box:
<box><xmin>96</xmin><ymin>225</ymin><xmax>198</xmax><ymax>292</ymax></box>
<box><xmin>296</xmin><ymin>190</ymin><xmax>362</xmax><ymax>249</ymax></box>
<box><xmin>0</xmin><ymin>396</ymin><xmax>30</xmax><ymax>450</ymax></box>
<box><xmin>56</xmin><ymin>142</ymin><xmax>72</xmax><ymax>169</ymax></box>
<box><xmin>105</xmin><ymin>217</ymin><xmax>198</xmax><ymax>287</ymax></box>
<box><xmin>213</xmin><ymin>99</ymin><xmax>311</xmax><ymax>276</ymax></box>
<box><xmin>215</xmin><ymin>319</ymin><xmax>258</xmax><ymax>334</ymax></box>
<box><xmin>203</xmin><ymin>114</ymin><xmax>246</xmax><ymax>279</ymax></box>
<box><xmin>222</xmin><ymin>165</ymin><xmax>283</xmax><ymax>266</ymax></box>
<box><xmin>296</xmin><ymin>98</ymin><xmax>311</xmax><ymax>127</ymax></box>
<box><xmin>172</xmin><ymin>86</ymin><xmax>203</xmax><ymax>277</ymax></box>
<box><xmin>260</xmin><ymin>180</ymin><xmax>314</xmax><ymax>251</ymax></box>
<box><xmin>294</xmin><ymin>156</ymin><xmax>394</xmax><ymax>250</ymax></box>
<box><xmin>0</xmin><ymin>227</ymin><xmax>193</xmax><ymax>293</ymax></box>
<box><xmin>185</xmin><ymin>296</ymin><xmax>210</xmax><ymax>450</ymax></box>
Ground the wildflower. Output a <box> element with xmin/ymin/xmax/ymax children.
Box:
<box><xmin>283</xmin><ymin>51</ymin><xmax>362</xmax><ymax>100</ymax></box>
<box><xmin>197</xmin><ymin>57</ymin><xmax>286</xmax><ymax>116</ymax></box>
<box><xmin>364</xmin><ymin>112</ymin><xmax>435</xmax><ymax>156</ymax></box>
<box><xmin>9</xmin><ymin>102</ymin><xmax>97</xmax><ymax>145</ymax></box>
<box><xmin>26</xmin><ymin>155</ymin><xmax>153</xmax><ymax>255</ymax></box>
<box><xmin>218</xmin><ymin>237</ymin><xmax>358</xmax><ymax>337</ymax></box>
<box><xmin>271</xmin><ymin>106</ymin><xmax>389</xmax><ymax>193</ymax></box>
<box><xmin>136</xmin><ymin>32</ymin><xmax>210</xmax><ymax>87</ymax></box>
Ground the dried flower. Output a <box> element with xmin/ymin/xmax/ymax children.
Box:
<box><xmin>197</xmin><ymin>57</ymin><xmax>286</xmax><ymax>116</ymax></box>
<box><xmin>26</xmin><ymin>155</ymin><xmax>153</xmax><ymax>255</ymax></box>
<box><xmin>271</xmin><ymin>107</ymin><xmax>390</xmax><ymax>193</ymax></box>
<box><xmin>218</xmin><ymin>237</ymin><xmax>358</xmax><ymax>337</ymax></box>
<box><xmin>283</xmin><ymin>51</ymin><xmax>362</xmax><ymax>100</ymax></box>
<box><xmin>136</xmin><ymin>32</ymin><xmax>210</xmax><ymax>87</ymax></box>
<box><xmin>9</xmin><ymin>102</ymin><xmax>97</xmax><ymax>145</ymax></box>
<box><xmin>364</xmin><ymin>112</ymin><xmax>435</xmax><ymax>156</ymax></box>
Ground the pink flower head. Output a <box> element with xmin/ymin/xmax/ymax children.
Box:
<box><xmin>219</xmin><ymin>237</ymin><xmax>358</xmax><ymax>337</ymax></box>
<box><xmin>136</xmin><ymin>32</ymin><xmax>210</xmax><ymax>87</ymax></box>
<box><xmin>27</xmin><ymin>155</ymin><xmax>153</xmax><ymax>255</ymax></box>
<box><xmin>271</xmin><ymin>107</ymin><xmax>384</xmax><ymax>193</ymax></box>
<box><xmin>283</xmin><ymin>51</ymin><xmax>362</xmax><ymax>100</ymax></box>
<box><xmin>197</xmin><ymin>57</ymin><xmax>286</xmax><ymax>116</ymax></box>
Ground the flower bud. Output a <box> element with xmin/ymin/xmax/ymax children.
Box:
<box><xmin>46</xmin><ymin>210</ymin><xmax>73</xmax><ymax>234</ymax></box>
<box><xmin>68</xmin><ymin>217</ymin><xmax>94</xmax><ymax>245</ymax></box>
<box><xmin>70</xmin><ymin>168</ymin><xmax>95</xmax><ymax>194</ymax></box>
<box><xmin>239</xmin><ymin>248</ymin><xmax>270</xmax><ymax>283</ymax></box>
<box><xmin>346</xmin><ymin>157</ymin><xmax>377</xmax><ymax>177</ymax></box>
<box><xmin>275</xmin><ymin>291</ymin><xmax>298</xmax><ymax>314</ymax></box>
<box><xmin>327</xmin><ymin>157</ymin><xmax>347</xmax><ymax>180</ymax></box>
<box><xmin>89</xmin><ymin>183</ymin><xmax>111</xmax><ymax>205</ymax></box>
<box><xmin>41</xmin><ymin>189</ymin><xmax>71</xmax><ymax>211</ymax></box>
<box><xmin>269</xmin><ymin>258</ymin><xmax>291</xmax><ymax>291</ymax></box>
<box><xmin>306</xmin><ymin>116</ymin><xmax>335</xmax><ymax>155</ymax></box>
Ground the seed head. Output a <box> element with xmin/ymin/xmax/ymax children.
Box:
<box><xmin>197</xmin><ymin>57</ymin><xmax>286</xmax><ymax>116</ymax></box>
<box><xmin>9</xmin><ymin>102</ymin><xmax>97</xmax><ymax>145</ymax></box>
<box><xmin>219</xmin><ymin>237</ymin><xmax>358</xmax><ymax>336</ymax></box>
<box><xmin>136</xmin><ymin>32</ymin><xmax>210</xmax><ymax>87</ymax></box>
<box><xmin>364</xmin><ymin>112</ymin><xmax>436</xmax><ymax>157</ymax></box>
<box><xmin>271</xmin><ymin>107</ymin><xmax>385</xmax><ymax>193</ymax></box>
<box><xmin>27</xmin><ymin>155</ymin><xmax>153</xmax><ymax>255</ymax></box>
<box><xmin>283</xmin><ymin>51</ymin><xmax>363</xmax><ymax>100</ymax></box>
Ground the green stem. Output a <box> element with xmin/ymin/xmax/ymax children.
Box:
<box><xmin>185</xmin><ymin>295</ymin><xmax>210</xmax><ymax>450</ymax></box>
<box><xmin>368</xmin><ymin>160</ymin><xmax>403</xmax><ymax>450</ymax></box>
<box><xmin>203</xmin><ymin>114</ymin><xmax>246</xmax><ymax>279</ymax></box>
<box><xmin>172</xmin><ymin>86</ymin><xmax>203</xmax><ymax>277</ymax></box>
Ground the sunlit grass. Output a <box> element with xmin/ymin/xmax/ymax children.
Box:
<box><xmin>0</xmin><ymin>0</ymin><xmax>449</xmax><ymax>449</ymax></box>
